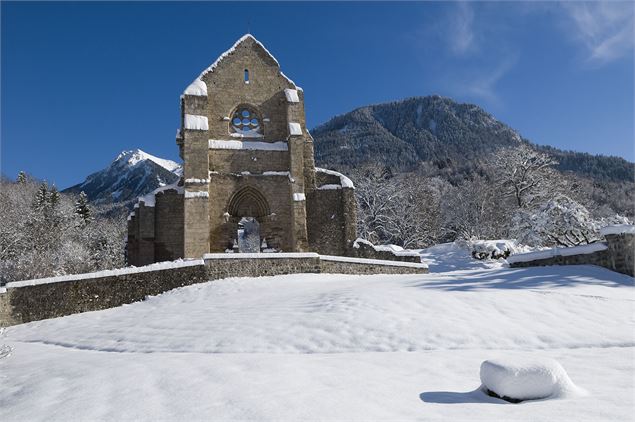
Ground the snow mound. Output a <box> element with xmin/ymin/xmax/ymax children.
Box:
<box><xmin>480</xmin><ymin>357</ymin><xmax>585</xmax><ymax>402</ymax></box>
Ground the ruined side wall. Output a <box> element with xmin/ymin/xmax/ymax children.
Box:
<box><xmin>307</xmin><ymin>189</ymin><xmax>348</xmax><ymax>255</ymax></box>
<box><xmin>154</xmin><ymin>191</ymin><xmax>185</xmax><ymax>262</ymax></box>
<box><xmin>307</xmin><ymin>170</ymin><xmax>357</xmax><ymax>256</ymax></box>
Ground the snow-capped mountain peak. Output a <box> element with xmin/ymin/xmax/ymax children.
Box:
<box><xmin>64</xmin><ymin>149</ymin><xmax>182</xmax><ymax>205</ymax></box>
<box><xmin>114</xmin><ymin>149</ymin><xmax>181</xmax><ymax>173</ymax></box>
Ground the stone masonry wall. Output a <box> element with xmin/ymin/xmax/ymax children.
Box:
<box><xmin>1</xmin><ymin>255</ymin><xmax>427</xmax><ymax>327</ymax></box>
<box><xmin>1</xmin><ymin>264</ymin><xmax>209</xmax><ymax>326</ymax></box>
<box><xmin>510</xmin><ymin>233</ymin><xmax>634</xmax><ymax>276</ymax></box>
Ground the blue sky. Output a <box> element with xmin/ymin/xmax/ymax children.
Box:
<box><xmin>2</xmin><ymin>1</ymin><xmax>633</xmax><ymax>188</ymax></box>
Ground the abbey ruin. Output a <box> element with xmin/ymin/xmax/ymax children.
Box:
<box><xmin>126</xmin><ymin>35</ymin><xmax>358</xmax><ymax>265</ymax></box>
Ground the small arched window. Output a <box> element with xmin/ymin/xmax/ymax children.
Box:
<box><xmin>244</xmin><ymin>69</ymin><xmax>249</xmax><ymax>83</ymax></box>
<box><xmin>230</xmin><ymin>106</ymin><xmax>262</xmax><ymax>137</ymax></box>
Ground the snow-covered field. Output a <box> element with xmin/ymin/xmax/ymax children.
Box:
<box><xmin>1</xmin><ymin>264</ymin><xmax>633</xmax><ymax>420</ymax></box>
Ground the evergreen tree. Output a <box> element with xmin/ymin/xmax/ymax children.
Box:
<box><xmin>16</xmin><ymin>171</ymin><xmax>27</xmax><ymax>184</ymax></box>
<box><xmin>49</xmin><ymin>185</ymin><xmax>60</xmax><ymax>208</ymax></box>
<box><xmin>74</xmin><ymin>191</ymin><xmax>92</xmax><ymax>225</ymax></box>
<box><xmin>33</xmin><ymin>182</ymin><xmax>49</xmax><ymax>211</ymax></box>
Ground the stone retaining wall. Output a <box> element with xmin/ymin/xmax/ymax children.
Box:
<box><xmin>1</xmin><ymin>254</ymin><xmax>427</xmax><ymax>327</ymax></box>
<box><xmin>0</xmin><ymin>263</ymin><xmax>209</xmax><ymax>326</ymax></box>
<box><xmin>509</xmin><ymin>233</ymin><xmax>634</xmax><ymax>277</ymax></box>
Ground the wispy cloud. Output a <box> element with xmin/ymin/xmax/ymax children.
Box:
<box><xmin>561</xmin><ymin>1</ymin><xmax>634</xmax><ymax>64</ymax></box>
<box><xmin>449</xmin><ymin>2</ymin><xmax>476</xmax><ymax>55</ymax></box>
<box><xmin>465</xmin><ymin>55</ymin><xmax>518</xmax><ymax>105</ymax></box>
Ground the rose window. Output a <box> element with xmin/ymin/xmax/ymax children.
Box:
<box><xmin>231</xmin><ymin>108</ymin><xmax>262</xmax><ymax>136</ymax></box>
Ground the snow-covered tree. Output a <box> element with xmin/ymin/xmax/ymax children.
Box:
<box><xmin>74</xmin><ymin>191</ymin><xmax>92</xmax><ymax>226</ymax></box>
<box><xmin>490</xmin><ymin>144</ymin><xmax>563</xmax><ymax>209</ymax></box>
<box><xmin>0</xmin><ymin>175</ymin><xmax>126</xmax><ymax>284</ymax></box>
<box><xmin>511</xmin><ymin>194</ymin><xmax>601</xmax><ymax>247</ymax></box>
<box><xmin>16</xmin><ymin>171</ymin><xmax>27</xmax><ymax>184</ymax></box>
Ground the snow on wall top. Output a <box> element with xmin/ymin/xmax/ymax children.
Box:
<box><xmin>316</xmin><ymin>167</ymin><xmax>355</xmax><ymax>189</ymax></box>
<box><xmin>353</xmin><ymin>238</ymin><xmax>421</xmax><ymax>257</ymax></box>
<box><xmin>134</xmin><ymin>182</ymin><xmax>184</xmax><ymax>213</ymax></box>
<box><xmin>209</xmin><ymin>140</ymin><xmax>288</xmax><ymax>151</ymax></box>
<box><xmin>184</xmin><ymin>78</ymin><xmax>207</xmax><ymax>96</ymax></box>
<box><xmin>600</xmin><ymin>224</ymin><xmax>635</xmax><ymax>236</ymax></box>
<box><xmin>184</xmin><ymin>114</ymin><xmax>209</xmax><ymax>131</ymax></box>
<box><xmin>284</xmin><ymin>89</ymin><xmax>300</xmax><ymax>103</ymax></box>
<box><xmin>182</xmin><ymin>34</ymin><xmax>300</xmax><ymax>97</ymax></box>
<box><xmin>6</xmin><ymin>259</ymin><xmax>204</xmax><ymax>289</ymax></box>
<box><xmin>288</xmin><ymin>122</ymin><xmax>302</xmax><ymax>136</ymax></box>
<box><xmin>320</xmin><ymin>255</ymin><xmax>428</xmax><ymax>269</ymax></box>
<box><xmin>203</xmin><ymin>252</ymin><xmax>319</xmax><ymax>260</ymax></box>
<box><xmin>506</xmin><ymin>242</ymin><xmax>608</xmax><ymax>264</ymax></box>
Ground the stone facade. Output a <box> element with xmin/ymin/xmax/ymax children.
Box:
<box><xmin>127</xmin><ymin>34</ymin><xmax>358</xmax><ymax>265</ymax></box>
<box><xmin>1</xmin><ymin>254</ymin><xmax>428</xmax><ymax>326</ymax></box>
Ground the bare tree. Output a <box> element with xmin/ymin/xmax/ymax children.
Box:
<box><xmin>490</xmin><ymin>144</ymin><xmax>562</xmax><ymax>209</ymax></box>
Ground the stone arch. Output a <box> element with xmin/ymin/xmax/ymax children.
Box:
<box><xmin>227</xmin><ymin>186</ymin><xmax>270</xmax><ymax>218</ymax></box>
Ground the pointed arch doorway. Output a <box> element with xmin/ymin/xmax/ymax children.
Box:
<box><xmin>227</xmin><ymin>186</ymin><xmax>270</xmax><ymax>253</ymax></box>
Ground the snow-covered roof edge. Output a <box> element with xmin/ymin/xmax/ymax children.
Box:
<box><xmin>182</xmin><ymin>34</ymin><xmax>299</xmax><ymax>97</ymax></box>
<box><xmin>600</xmin><ymin>224</ymin><xmax>635</xmax><ymax>236</ymax></box>
<box><xmin>316</xmin><ymin>167</ymin><xmax>355</xmax><ymax>189</ymax></box>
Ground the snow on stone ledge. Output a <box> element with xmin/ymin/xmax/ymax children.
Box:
<box><xmin>600</xmin><ymin>224</ymin><xmax>635</xmax><ymax>236</ymax></box>
<box><xmin>353</xmin><ymin>238</ymin><xmax>420</xmax><ymax>257</ymax></box>
<box><xmin>317</xmin><ymin>184</ymin><xmax>341</xmax><ymax>190</ymax></box>
<box><xmin>184</xmin><ymin>114</ymin><xmax>209</xmax><ymax>131</ymax></box>
<box><xmin>320</xmin><ymin>255</ymin><xmax>428</xmax><ymax>269</ymax></box>
<box><xmin>480</xmin><ymin>357</ymin><xmax>585</xmax><ymax>402</ymax></box>
<box><xmin>6</xmin><ymin>259</ymin><xmax>205</xmax><ymax>289</ymax></box>
<box><xmin>284</xmin><ymin>88</ymin><xmax>300</xmax><ymax>103</ymax></box>
<box><xmin>293</xmin><ymin>193</ymin><xmax>306</xmax><ymax>201</ymax></box>
<box><xmin>185</xmin><ymin>191</ymin><xmax>209</xmax><ymax>199</ymax></box>
<box><xmin>184</xmin><ymin>78</ymin><xmax>207</xmax><ymax>96</ymax></box>
<box><xmin>315</xmin><ymin>167</ymin><xmax>355</xmax><ymax>189</ymax></box>
<box><xmin>288</xmin><ymin>122</ymin><xmax>303</xmax><ymax>136</ymax></box>
<box><xmin>209</xmin><ymin>140</ymin><xmax>288</xmax><ymax>151</ymax></box>
<box><xmin>136</xmin><ymin>182</ymin><xmax>184</xmax><ymax>208</ymax></box>
<box><xmin>185</xmin><ymin>178</ymin><xmax>210</xmax><ymax>184</ymax></box>
<box><xmin>204</xmin><ymin>252</ymin><xmax>319</xmax><ymax>260</ymax></box>
<box><xmin>507</xmin><ymin>242</ymin><xmax>608</xmax><ymax>264</ymax></box>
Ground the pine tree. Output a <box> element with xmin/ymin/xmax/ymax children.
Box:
<box><xmin>34</xmin><ymin>182</ymin><xmax>49</xmax><ymax>210</ymax></box>
<box><xmin>49</xmin><ymin>185</ymin><xmax>60</xmax><ymax>208</ymax></box>
<box><xmin>16</xmin><ymin>171</ymin><xmax>27</xmax><ymax>184</ymax></box>
<box><xmin>74</xmin><ymin>191</ymin><xmax>92</xmax><ymax>225</ymax></box>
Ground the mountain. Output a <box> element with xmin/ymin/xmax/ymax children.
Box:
<box><xmin>311</xmin><ymin>96</ymin><xmax>634</xmax><ymax>184</ymax></box>
<box><xmin>64</xmin><ymin>149</ymin><xmax>181</xmax><ymax>205</ymax></box>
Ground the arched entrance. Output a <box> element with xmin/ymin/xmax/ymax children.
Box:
<box><xmin>237</xmin><ymin>217</ymin><xmax>260</xmax><ymax>252</ymax></box>
<box><xmin>226</xmin><ymin>187</ymin><xmax>270</xmax><ymax>253</ymax></box>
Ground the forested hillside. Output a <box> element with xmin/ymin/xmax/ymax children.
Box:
<box><xmin>312</xmin><ymin>96</ymin><xmax>634</xmax><ymax>216</ymax></box>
